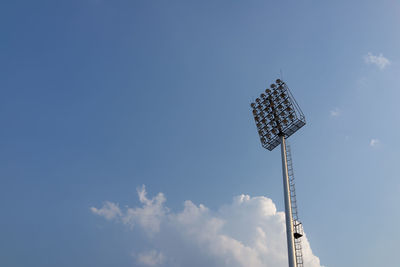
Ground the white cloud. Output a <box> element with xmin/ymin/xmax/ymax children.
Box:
<box><xmin>91</xmin><ymin>186</ymin><xmax>324</xmax><ymax>267</ymax></box>
<box><xmin>136</xmin><ymin>250</ymin><xmax>165</xmax><ymax>266</ymax></box>
<box><xmin>120</xmin><ymin>186</ymin><xmax>168</xmax><ymax>234</ymax></box>
<box><xmin>370</xmin><ymin>138</ymin><xmax>381</xmax><ymax>148</ymax></box>
<box><xmin>364</xmin><ymin>52</ymin><xmax>390</xmax><ymax>69</ymax></box>
<box><xmin>330</xmin><ymin>108</ymin><xmax>341</xmax><ymax>117</ymax></box>
<box><xmin>90</xmin><ymin>201</ymin><xmax>121</xmax><ymax>220</ymax></box>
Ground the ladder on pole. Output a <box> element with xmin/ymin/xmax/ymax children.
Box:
<box><xmin>286</xmin><ymin>142</ymin><xmax>304</xmax><ymax>267</ymax></box>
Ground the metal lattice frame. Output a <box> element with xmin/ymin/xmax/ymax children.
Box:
<box><xmin>251</xmin><ymin>79</ymin><xmax>306</xmax><ymax>151</ymax></box>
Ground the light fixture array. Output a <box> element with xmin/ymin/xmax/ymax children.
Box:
<box><xmin>251</xmin><ymin>79</ymin><xmax>306</xmax><ymax>151</ymax></box>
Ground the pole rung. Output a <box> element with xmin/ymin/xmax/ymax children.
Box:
<box><xmin>285</xmin><ymin>141</ymin><xmax>304</xmax><ymax>267</ymax></box>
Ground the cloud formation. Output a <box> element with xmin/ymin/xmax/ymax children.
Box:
<box><xmin>370</xmin><ymin>138</ymin><xmax>381</xmax><ymax>148</ymax></box>
<box><xmin>364</xmin><ymin>52</ymin><xmax>390</xmax><ymax>69</ymax></box>
<box><xmin>136</xmin><ymin>250</ymin><xmax>165</xmax><ymax>266</ymax></box>
<box><xmin>330</xmin><ymin>108</ymin><xmax>341</xmax><ymax>117</ymax></box>
<box><xmin>90</xmin><ymin>201</ymin><xmax>121</xmax><ymax>220</ymax></box>
<box><xmin>91</xmin><ymin>186</ymin><xmax>324</xmax><ymax>267</ymax></box>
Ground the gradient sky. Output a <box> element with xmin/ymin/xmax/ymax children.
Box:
<box><xmin>1</xmin><ymin>0</ymin><xmax>400</xmax><ymax>266</ymax></box>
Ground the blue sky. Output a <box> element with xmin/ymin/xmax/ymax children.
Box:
<box><xmin>1</xmin><ymin>0</ymin><xmax>400</xmax><ymax>266</ymax></box>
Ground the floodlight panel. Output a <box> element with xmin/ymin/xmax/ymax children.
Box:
<box><xmin>251</xmin><ymin>80</ymin><xmax>306</xmax><ymax>151</ymax></box>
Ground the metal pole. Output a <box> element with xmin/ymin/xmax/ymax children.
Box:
<box><xmin>280</xmin><ymin>135</ymin><xmax>296</xmax><ymax>267</ymax></box>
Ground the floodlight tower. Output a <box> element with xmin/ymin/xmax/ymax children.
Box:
<box><xmin>250</xmin><ymin>79</ymin><xmax>306</xmax><ymax>267</ymax></box>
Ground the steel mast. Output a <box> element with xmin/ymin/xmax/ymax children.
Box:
<box><xmin>280</xmin><ymin>134</ymin><xmax>296</xmax><ymax>267</ymax></box>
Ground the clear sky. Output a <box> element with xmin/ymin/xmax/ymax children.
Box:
<box><xmin>1</xmin><ymin>0</ymin><xmax>400</xmax><ymax>266</ymax></box>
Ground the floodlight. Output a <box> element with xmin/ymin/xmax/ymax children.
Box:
<box><xmin>250</xmin><ymin>78</ymin><xmax>306</xmax><ymax>267</ymax></box>
<box><xmin>250</xmin><ymin>80</ymin><xmax>305</xmax><ymax>151</ymax></box>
